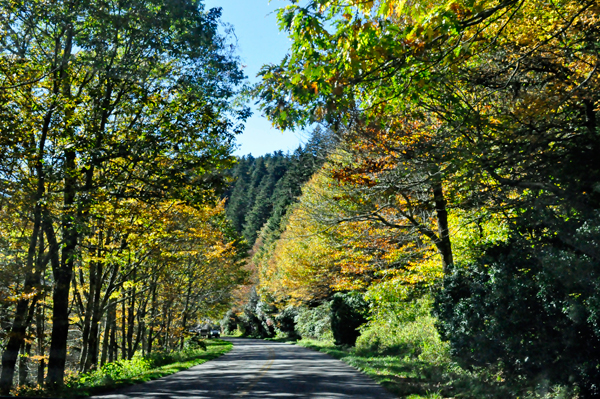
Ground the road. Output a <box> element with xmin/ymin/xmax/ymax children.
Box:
<box><xmin>91</xmin><ymin>337</ymin><xmax>396</xmax><ymax>399</ymax></box>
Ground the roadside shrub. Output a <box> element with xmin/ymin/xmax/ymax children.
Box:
<box><xmin>295</xmin><ymin>302</ymin><xmax>333</xmax><ymax>340</ymax></box>
<box><xmin>184</xmin><ymin>335</ymin><xmax>208</xmax><ymax>351</ymax></box>
<box><xmin>330</xmin><ymin>292</ymin><xmax>369</xmax><ymax>346</ymax></box>
<box><xmin>357</xmin><ymin>295</ymin><xmax>449</xmax><ymax>365</ymax></box>
<box><xmin>239</xmin><ymin>289</ymin><xmax>276</xmax><ymax>338</ymax></box>
<box><xmin>76</xmin><ymin>355</ymin><xmax>151</xmax><ymax>386</ymax></box>
<box><xmin>275</xmin><ymin>306</ymin><xmax>299</xmax><ymax>338</ymax></box>
<box><xmin>435</xmin><ymin>240</ymin><xmax>600</xmax><ymax>397</ymax></box>
<box><xmin>221</xmin><ymin>309</ymin><xmax>240</xmax><ymax>335</ymax></box>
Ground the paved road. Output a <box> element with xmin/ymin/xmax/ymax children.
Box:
<box><xmin>91</xmin><ymin>337</ymin><xmax>396</xmax><ymax>399</ymax></box>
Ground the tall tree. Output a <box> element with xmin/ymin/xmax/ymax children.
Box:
<box><xmin>0</xmin><ymin>0</ymin><xmax>247</xmax><ymax>391</ymax></box>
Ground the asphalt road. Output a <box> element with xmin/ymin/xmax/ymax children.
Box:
<box><xmin>91</xmin><ymin>337</ymin><xmax>396</xmax><ymax>399</ymax></box>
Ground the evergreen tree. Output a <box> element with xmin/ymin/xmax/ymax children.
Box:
<box><xmin>225</xmin><ymin>128</ymin><xmax>336</xmax><ymax>247</ymax></box>
<box><xmin>243</xmin><ymin>152</ymin><xmax>289</xmax><ymax>244</ymax></box>
<box><xmin>225</xmin><ymin>155</ymin><xmax>255</xmax><ymax>233</ymax></box>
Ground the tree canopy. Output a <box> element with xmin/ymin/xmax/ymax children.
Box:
<box><xmin>0</xmin><ymin>0</ymin><xmax>248</xmax><ymax>393</ymax></box>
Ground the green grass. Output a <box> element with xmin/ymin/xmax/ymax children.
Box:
<box><xmin>16</xmin><ymin>339</ymin><xmax>232</xmax><ymax>398</ymax></box>
<box><xmin>293</xmin><ymin>339</ymin><xmax>506</xmax><ymax>399</ymax></box>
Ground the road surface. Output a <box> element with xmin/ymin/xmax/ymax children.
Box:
<box><xmin>91</xmin><ymin>337</ymin><xmax>396</xmax><ymax>399</ymax></box>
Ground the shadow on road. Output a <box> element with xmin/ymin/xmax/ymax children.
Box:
<box><xmin>91</xmin><ymin>338</ymin><xmax>396</xmax><ymax>399</ymax></box>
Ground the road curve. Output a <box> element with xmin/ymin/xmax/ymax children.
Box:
<box><xmin>91</xmin><ymin>337</ymin><xmax>396</xmax><ymax>399</ymax></box>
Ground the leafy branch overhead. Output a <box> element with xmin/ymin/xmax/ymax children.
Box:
<box><xmin>249</xmin><ymin>0</ymin><xmax>600</xmax><ymax>396</ymax></box>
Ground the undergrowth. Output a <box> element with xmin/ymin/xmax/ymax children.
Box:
<box><xmin>14</xmin><ymin>339</ymin><xmax>232</xmax><ymax>398</ymax></box>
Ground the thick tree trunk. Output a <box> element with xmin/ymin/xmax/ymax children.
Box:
<box><xmin>45</xmin><ymin>266</ymin><xmax>74</xmax><ymax>388</ymax></box>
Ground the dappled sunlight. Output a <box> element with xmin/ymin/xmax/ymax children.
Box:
<box><xmin>92</xmin><ymin>338</ymin><xmax>394</xmax><ymax>399</ymax></box>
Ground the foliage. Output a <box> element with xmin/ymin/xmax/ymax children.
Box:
<box><xmin>330</xmin><ymin>292</ymin><xmax>369</xmax><ymax>346</ymax></box>
<box><xmin>357</xmin><ymin>292</ymin><xmax>449</xmax><ymax>366</ymax></box>
<box><xmin>294</xmin><ymin>303</ymin><xmax>333</xmax><ymax>341</ymax></box>
<box><xmin>436</xmin><ymin>236</ymin><xmax>600</xmax><ymax>397</ymax></box>
<box><xmin>274</xmin><ymin>306</ymin><xmax>300</xmax><ymax>339</ymax></box>
<box><xmin>221</xmin><ymin>309</ymin><xmax>241</xmax><ymax>335</ymax></box>
<box><xmin>225</xmin><ymin>127</ymin><xmax>334</xmax><ymax>248</ymax></box>
<box><xmin>253</xmin><ymin>0</ymin><xmax>600</xmax><ymax>395</ymax></box>
<box><xmin>15</xmin><ymin>340</ymin><xmax>232</xmax><ymax>398</ymax></box>
<box><xmin>237</xmin><ymin>289</ymin><xmax>276</xmax><ymax>338</ymax></box>
<box><xmin>0</xmin><ymin>0</ymin><xmax>248</xmax><ymax>392</ymax></box>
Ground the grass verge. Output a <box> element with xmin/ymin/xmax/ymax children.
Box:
<box><xmin>293</xmin><ymin>339</ymin><xmax>504</xmax><ymax>399</ymax></box>
<box><xmin>16</xmin><ymin>339</ymin><xmax>232</xmax><ymax>398</ymax></box>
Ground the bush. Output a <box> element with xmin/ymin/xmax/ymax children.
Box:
<box><xmin>295</xmin><ymin>302</ymin><xmax>333</xmax><ymax>340</ymax></box>
<box><xmin>356</xmin><ymin>295</ymin><xmax>450</xmax><ymax>365</ymax></box>
<box><xmin>221</xmin><ymin>309</ymin><xmax>240</xmax><ymax>335</ymax></box>
<box><xmin>330</xmin><ymin>292</ymin><xmax>369</xmax><ymax>346</ymax></box>
<box><xmin>435</xmin><ymin>240</ymin><xmax>600</xmax><ymax>397</ymax></box>
<box><xmin>275</xmin><ymin>306</ymin><xmax>299</xmax><ymax>338</ymax></box>
<box><xmin>184</xmin><ymin>335</ymin><xmax>208</xmax><ymax>351</ymax></box>
<box><xmin>239</xmin><ymin>289</ymin><xmax>276</xmax><ymax>338</ymax></box>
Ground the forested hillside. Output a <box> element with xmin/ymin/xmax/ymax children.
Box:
<box><xmin>224</xmin><ymin>128</ymin><xmax>334</xmax><ymax>247</ymax></box>
<box><xmin>225</xmin><ymin>0</ymin><xmax>600</xmax><ymax>397</ymax></box>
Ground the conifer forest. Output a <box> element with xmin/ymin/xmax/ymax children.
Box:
<box><xmin>0</xmin><ymin>0</ymin><xmax>599</xmax><ymax>398</ymax></box>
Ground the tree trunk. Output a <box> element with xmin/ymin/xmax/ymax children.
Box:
<box><xmin>36</xmin><ymin>302</ymin><xmax>46</xmax><ymax>386</ymax></box>
<box><xmin>109</xmin><ymin>302</ymin><xmax>117</xmax><ymax>363</ymax></box>
<box><xmin>127</xmin><ymin>270</ymin><xmax>136</xmax><ymax>359</ymax></box>
<box><xmin>78</xmin><ymin>261</ymin><xmax>95</xmax><ymax>371</ymax></box>
<box><xmin>432</xmin><ymin>180</ymin><xmax>453</xmax><ymax>274</ymax></box>
<box><xmin>121</xmin><ymin>299</ymin><xmax>127</xmax><ymax>360</ymax></box>
<box><xmin>45</xmin><ymin>22</ymin><xmax>77</xmax><ymax>389</ymax></box>
<box><xmin>84</xmin><ymin>255</ymin><xmax>103</xmax><ymax>371</ymax></box>
<box><xmin>0</xmin><ymin>209</ymin><xmax>43</xmax><ymax>394</ymax></box>
<box><xmin>18</xmin><ymin>342</ymin><xmax>32</xmax><ymax>386</ymax></box>
<box><xmin>146</xmin><ymin>282</ymin><xmax>158</xmax><ymax>354</ymax></box>
<box><xmin>100</xmin><ymin>306</ymin><xmax>112</xmax><ymax>366</ymax></box>
<box><xmin>46</xmin><ymin>148</ymin><xmax>78</xmax><ymax>389</ymax></box>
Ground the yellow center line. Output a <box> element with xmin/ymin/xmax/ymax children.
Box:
<box><xmin>235</xmin><ymin>347</ymin><xmax>276</xmax><ymax>397</ymax></box>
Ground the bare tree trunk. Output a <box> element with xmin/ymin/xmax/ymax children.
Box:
<box><xmin>146</xmin><ymin>281</ymin><xmax>158</xmax><ymax>354</ymax></box>
<box><xmin>165</xmin><ymin>307</ymin><xmax>171</xmax><ymax>352</ymax></box>
<box><xmin>127</xmin><ymin>270</ymin><xmax>136</xmax><ymax>359</ymax></box>
<box><xmin>100</xmin><ymin>303</ymin><xmax>113</xmax><ymax>366</ymax></box>
<box><xmin>78</xmin><ymin>261</ymin><xmax>96</xmax><ymax>371</ymax></box>
<box><xmin>84</xmin><ymin>256</ymin><xmax>104</xmax><ymax>371</ymax></box>
<box><xmin>109</xmin><ymin>303</ymin><xmax>117</xmax><ymax>363</ymax></box>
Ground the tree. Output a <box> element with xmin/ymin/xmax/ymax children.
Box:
<box><xmin>0</xmin><ymin>0</ymin><xmax>246</xmax><ymax>391</ymax></box>
<box><xmin>255</xmin><ymin>0</ymin><xmax>600</xmax><ymax>394</ymax></box>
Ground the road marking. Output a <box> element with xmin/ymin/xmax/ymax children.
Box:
<box><xmin>235</xmin><ymin>346</ymin><xmax>276</xmax><ymax>397</ymax></box>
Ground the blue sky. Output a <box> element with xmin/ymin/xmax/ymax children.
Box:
<box><xmin>203</xmin><ymin>0</ymin><xmax>308</xmax><ymax>157</ymax></box>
